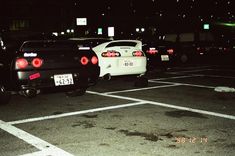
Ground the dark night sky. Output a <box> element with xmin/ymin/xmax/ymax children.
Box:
<box><xmin>1</xmin><ymin>0</ymin><xmax>235</xmax><ymax>35</ymax></box>
<box><xmin>2</xmin><ymin>0</ymin><xmax>234</xmax><ymax>19</ymax></box>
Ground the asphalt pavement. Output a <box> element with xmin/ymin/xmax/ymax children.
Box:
<box><xmin>0</xmin><ymin>64</ymin><xmax>235</xmax><ymax>156</ymax></box>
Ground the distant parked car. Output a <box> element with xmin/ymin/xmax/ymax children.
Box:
<box><xmin>92</xmin><ymin>40</ymin><xmax>147</xmax><ymax>77</ymax></box>
<box><xmin>142</xmin><ymin>39</ymin><xmax>176</xmax><ymax>70</ymax></box>
<box><xmin>165</xmin><ymin>32</ymin><xmax>218</xmax><ymax>63</ymax></box>
<box><xmin>0</xmin><ymin>40</ymin><xmax>100</xmax><ymax>104</ymax></box>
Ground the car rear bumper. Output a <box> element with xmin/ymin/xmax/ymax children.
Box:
<box><xmin>147</xmin><ymin>54</ymin><xmax>174</xmax><ymax>66</ymax></box>
<box><xmin>12</xmin><ymin>67</ymin><xmax>100</xmax><ymax>91</ymax></box>
<box><xmin>99</xmin><ymin>57</ymin><xmax>147</xmax><ymax>77</ymax></box>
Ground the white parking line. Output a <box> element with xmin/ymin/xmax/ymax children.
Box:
<box><xmin>104</xmin><ymin>84</ymin><xmax>181</xmax><ymax>94</ymax></box>
<box><xmin>170</xmin><ymin>65</ymin><xmax>214</xmax><ymax>70</ymax></box>
<box><xmin>9</xmin><ymin>102</ymin><xmax>146</xmax><ymax>125</ymax></box>
<box><xmin>166</xmin><ymin>69</ymin><xmax>211</xmax><ymax>74</ymax></box>
<box><xmin>149</xmin><ymin>102</ymin><xmax>235</xmax><ymax>120</ymax></box>
<box><xmin>192</xmin><ymin>74</ymin><xmax>235</xmax><ymax>79</ymax></box>
<box><xmin>87</xmin><ymin>91</ymin><xmax>235</xmax><ymax>120</ymax></box>
<box><xmin>0</xmin><ymin>120</ymin><xmax>73</xmax><ymax>156</ymax></box>
<box><xmin>149</xmin><ymin>80</ymin><xmax>215</xmax><ymax>89</ymax></box>
<box><xmin>150</xmin><ymin>75</ymin><xmax>201</xmax><ymax>81</ymax></box>
<box><xmin>19</xmin><ymin>148</ymin><xmax>73</xmax><ymax>156</ymax></box>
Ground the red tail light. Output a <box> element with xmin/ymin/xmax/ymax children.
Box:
<box><xmin>101</xmin><ymin>51</ymin><xmax>121</xmax><ymax>57</ymax></box>
<box><xmin>147</xmin><ymin>48</ymin><xmax>158</xmax><ymax>54</ymax></box>
<box><xmin>81</xmin><ymin>56</ymin><xmax>89</xmax><ymax>65</ymax></box>
<box><xmin>91</xmin><ymin>56</ymin><xmax>98</xmax><ymax>65</ymax></box>
<box><xmin>32</xmin><ymin>58</ymin><xmax>43</xmax><ymax>68</ymax></box>
<box><xmin>16</xmin><ymin>58</ymin><xmax>28</xmax><ymax>69</ymax></box>
<box><xmin>167</xmin><ymin>49</ymin><xmax>174</xmax><ymax>55</ymax></box>
<box><xmin>133</xmin><ymin>51</ymin><xmax>144</xmax><ymax>57</ymax></box>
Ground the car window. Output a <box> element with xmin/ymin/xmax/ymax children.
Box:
<box><xmin>76</xmin><ymin>39</ymin><xmax>111</xmax><ymax>47</ymax></box>
<box><xmin>20</xmin><ymin>41</ymin><xmax>77</xmax><ymax>51</ymax></box>
<box><xmin>106</xmin><ymin>42</ymin><xmax>137</xmax><ymax>48</ymax></box>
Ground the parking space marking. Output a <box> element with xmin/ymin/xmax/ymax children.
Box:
<box><xmin>149</xmin><ymin>80</ymin><xmax>215</xmax><ymax>89</ymax></box>
<box><xmin>166</xmin><ymin>69</ymin><xmax>211</xmax><ymax>74</ymax></box>
<box><xmin>170</xmin><ymin>65</ymin><xmax>215</xmax><ymax>70</ymax></box>
<box><xmin>192</xmin><ymin>74</ymin><xmax>235</xmax><ymax>79</ymax></box>
<box><xmin>87</xmin><ymin>91</ymin><xmax>235</xmax><ymax>120</ymax></box>
<box><xmin>0</xmin><ymin>120</ymin><xmax>73</xmax><ymax>156</ymax></box>
<box><xmin>9</xmin><ymin>102</ymin><xmax>146</xmax><ymax>125</ymax></box>
<box><xmin>149</xmin><ymin>102</ymin><xmax>235</xmax><ymax>120</ymax></box>
<box><xmin>19</xmin><ymin>148</ymin><xmax>73</xmax><ymax>156</ymax></box>
<box><xmin>211</xmin><ymin>68</ymin><xmax>235</xmax><ymax>73</ymax></box>
<box><xmin>104</xmin><ymin>84</ymin><xmax>181</xmax><ymax>94</ymax></box>
<box><xmin>150</xmin><ymin>75</ymin><xmax>201</xmax><ymax>81</ymax></box>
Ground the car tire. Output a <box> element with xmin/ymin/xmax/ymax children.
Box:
<box><xmin>0</xmin><ymin>85</ymin><xmax>11</xmax><ymax>105</ymax></box>
<box><xmin>66</xmin><ymin>88</ymin><xmax>87</xmax><ymax>97</ymax></box>
<box><xmin>134</xmin><ymin>76</ymin><xmax>148</xmax><ymax>87</ymax></box>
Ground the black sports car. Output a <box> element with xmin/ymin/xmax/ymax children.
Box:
<box><xmin>0</xmin><ymin>40</ymin><xmax>100</xmax><ymax>104</ymax></box>
<box><xmin>142</xmin><ymin>39</ymin><xmax>176</xmax><ymax>70</ymax></box>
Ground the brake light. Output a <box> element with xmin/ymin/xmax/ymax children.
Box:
<box><xmin>81</xmin><ymin>56</ymin><xmax>89</xmax><ymax>65</ymax></box>
<box><xmin>32</xmin><ymin>58</ymin><xmax>43</xmax><ymax>68</ymax></box>
<box><xmin>16</xmin><ymin>58</ymin><xmax>28</xmax><ymax>69</ymax></box>
<box><xmin>147</xmin><ymin>48</ymin><xmax>158</xmax><ymax>54</ymax></box>
<box><xmin>167</xmin><ymin>49</ymin><xmax>174</xmax><ymax>55</ymax></box>
<box><xmin>133</xmin><ymin>51</ymin><xmax>144</xmax><ymax>57</ymax></box>
<box><xmin>91</xmin><ymin>56</ymin><xmax>98</xmax><ymax>65</ymax></box>
<box><xmin>101</xmin><ymin>51</ymin><xmax>121</xmax><ymax>57</ymax></box>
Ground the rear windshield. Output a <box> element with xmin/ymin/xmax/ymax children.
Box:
<box><xmin>106</xmin><ymin>42</ymin><xmax>137</xmax><ymax>48</ymax></box>
<box><xmin>20</xmin><ymin>41</ymin><xmax>77</xmax><ymax>51</ymax></box>
<box><xmin>76</xmin><ymin>39</ymin><xmax>111</xmax><ymax>47</ymax></box>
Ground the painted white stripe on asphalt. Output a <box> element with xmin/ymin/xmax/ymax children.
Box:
<box><xmin>20</xmin><ymin>148</ymin><xmax>72</xmax><ymax>156</ymax></box>
<box><xmin>149</xmin><ymin>80</ymin><xmax>215</xmax><ymax>89</ymax></box>
<box><xmin>170</xmin><ymin>66</ymin><xmax>214</xmax><ymax>70</ymax></box>
<box><xmin>0</xmin><ymin>120</ymin><xmax>73</xmax><ymax>156</ymax></box>
<box><xmin>166</xmin><ymin>69</ymin><xmax>211</xmax><ymax>74</ymax></box>
<box><xmin>104</xmin><ymin>84</ymin><xmax>181</xmax><ymax>94</ymax></box>
<box><xmin>149</xmin><ymin>102</ymin><xmax>235</xmax><ymax>120</ymax></box>
<box><xmin>150</xmin><ymin>75</ymin><xmax>201</xmax><ymax>81</ymax></box>
<box><xmin>9</xmin><ymin>102</ymin><xmax>146</xmax><ymax>125</ymax></box>
<box><xmin>192</xmin><ymin>74</ymin><xmax>235</xmax><ymax>79</ymax></box>
<box><xmin>87</xmin><ymin>91</ymin><xmax>235</xmax><ymax>120</ymax></box>
<box><xmin>211</xmin><ymin>68</ymin><xmax>235</xmax><ymax>73</ymax></box>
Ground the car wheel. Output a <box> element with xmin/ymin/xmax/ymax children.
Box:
<box><xmin>134</xmin><ymin>76</ymin><xmax>148</xmax><ymax>87</ymax></box>
<box><xmin>0</xmin><ymin>85</ymin><xmax>11</xmax><ymax>105</ymax></box>
<box><xmin>180</xmin><ymin>54</ymin><xmax>188</xmax><ymax>63</ymax></box>
<box><xmin>66</xmin><ymin>88</ymin><xmax>87</xmax><ymax>97</ymax></box>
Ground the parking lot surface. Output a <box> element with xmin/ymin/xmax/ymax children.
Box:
<box><xmin>1</xmin><ymin>64</ymin><xmax>235</xmax><ymax>156</ymax></box>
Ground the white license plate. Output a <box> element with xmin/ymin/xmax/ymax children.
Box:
<box><xmin>161</xmin><ymin>55</ymin><xmax>169</xmax><ymax>61</ymax></box>
<box><xmin>122</xmin><ymin>60</ymin><xmax>136</xmax><ymax>67</ymax></box>
<box><xmin>54</xmin><ymin>74</ymin><xmax>74</xmax><ymax>86</ymax></box>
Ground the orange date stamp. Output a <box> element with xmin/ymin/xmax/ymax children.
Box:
<box><xmin>175</xmin><ymin>137</ymin><xmax>208</xmax><ymax>144</ymax></box>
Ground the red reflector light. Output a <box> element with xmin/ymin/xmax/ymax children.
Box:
<box><xmin>29</xmin><ymin>73</ymin><xmax>41</xmax><ymax>80</ymax></box>
<box><xmin>81</xmin><ymin>56</ymin><xmax>89</xmax><ymax>65</ymax></box>
<box><xmin>32</xmin><ymin>58</ymin><xmax>43</xmax><ymax>68</ymax></box>
<box><xmin>133</xmin><ymin>51</ymin><xmax>144</xmax><ymax>57</ymax></box>
<box><xmin>91</xmin><ymin>56</ymin><xmax>98</xmax><ymax>65</ymax></box>
<box><xmin>16</xmin><ymin>58</ymin><xmax>28</xmax><ymax>69</ymax></box>
<box><xmin>167</xmin><ymin>49</ymin><xmax>174</xmax><ymax>54</ymax></box>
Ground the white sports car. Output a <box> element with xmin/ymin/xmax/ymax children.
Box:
<box><xmin>92</xmin><ymin>40</ymin><xmax>147</xmax><ymax>78</ymax></box>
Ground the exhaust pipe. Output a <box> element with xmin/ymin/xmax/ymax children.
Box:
<box><xmin>103</xmin><ymin>73</ymin><xmax>111</xmax><ymax>80</ymax></box>
<box><xmin>21</xmin><ymin>88</ymin><xmax>38</xmax><ymax>98</ymax></box>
